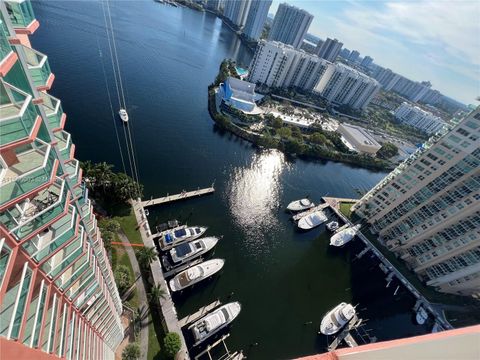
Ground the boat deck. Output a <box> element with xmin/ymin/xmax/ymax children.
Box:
<box><xmin>291</xmin><ymin>203</ymin><xmax>329</xmax><ymax>221</ymax></box>
<box><xmin>179</xmin><ymin>300</ymin><xmax>222</xmax><ymax>328</ymax></box>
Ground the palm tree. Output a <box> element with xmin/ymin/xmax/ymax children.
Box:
<box><xmin>137</xmin><ymin>246</ymin><xmax>157</xmax><ymax>269</ymax></box>
<box><xmin>148</xmin><ymin>284</ymin><xmax>166</xmax><ymax>308</ymax></box>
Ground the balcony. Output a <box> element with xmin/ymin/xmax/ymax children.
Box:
<box><xmin>0</xmin><ymin>178</ymin><xmax>68</xmax><ymax>241</ymax></box>
<box><xmin>0</xmin><ymin>140</ymin><xmax>56</xmax><ymax>207</ymax></box>
<box><xmin>0</xmin><ymin>80</ymin><xmax>39</xmax><ymax>148</ymax></box>
<box><xmin>54</xmin><ymin>130</ymin><xmax>73</xmax><ymax>159</ymax></box>
<box><xmin>43</xmin><ymin>232</ymin><xmax>85</xmax><ymax>279</ymax></box>
<box><xmin>39</xmin><ymin>92</ymin><xmax>64</xmax><ymax>130</ymax></box>
<box><xmin>5</xmin><ymin>0</ymin><xmax>37</xmax><ymax>32</ymax></box>
<box><xmin>22</xmin><ymin>45</ymin><xmax>53</xmax><ymax>90</ymax></box>
<box><xmin>0</xmin><ymin>19</ymin><xmax>16</xmax><ymax>76</ymax></box>
<box><xmin>22</xmin><ymin>205</ymin><xmax>78</xmax><ymax>263</ymax></box>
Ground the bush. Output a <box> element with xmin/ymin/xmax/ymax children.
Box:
<box><xmin>310</xmin><ymin>132</ymin><xmax>327</xmax><ymax>144</ymax></box>
<box><xmin>122</xmin><ymin>343</ymin><xmax>140</xmax><ymax>360</ymax></box>
<box><xmin>164</xmin><ymin>332</ymin><xmax>181</xmax><ymax>359</ymax></box>
<box><xmin>114</xmin><ymin>265</ymin><xmax>132</xmax><ymax>294</ymax></box>
<box><xmin>276</xmin><ymin>127</ymin><xmax>292</xmax><ymax>138</ymax></box>
<box><xmin>377</xmin><ymin>142</ymin><xmax>399</xmax><ymax>159</ymax></box>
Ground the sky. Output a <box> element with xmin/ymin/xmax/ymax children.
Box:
<box><xmin>270</xmin><ymin>0</ymin><xmax>480</xmax><ymax>105</ymax></box>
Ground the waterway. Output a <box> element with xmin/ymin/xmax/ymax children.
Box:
<box><xmin>32</xmin><ymin>1</ymin><xmax>430</xmax><ymax>358</ymax></box>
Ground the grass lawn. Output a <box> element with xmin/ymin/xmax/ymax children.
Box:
<box><xmin>114</xmin><ymin>208</ymin><xmax>143</xmax><ymax>244</ymax></box>
<box><xmin>111</xmin><ymin>236</ymin><xmax>140</xmax><ymax>308</ymax></box>
<box><xmin>339</xmin><ymin>202</ymin><xmax>355</xmax><ymax>219</ymax></box>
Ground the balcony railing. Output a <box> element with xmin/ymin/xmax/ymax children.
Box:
<box><xmin>0</xmin><ymin>140</ymin><xmax>56</xmax><ymax>207</ymax></box>
<box><xmin>0</xmin><ymin>179</ymin><xmax>68</xmax><ymax>241</ymax></box>
<box><xmin>54</xmin><ymin>130</ymin><xmax>72</xmax><ymax>159</ymax></box>
<box><xmin>22</xmin><ymin>45</ymin><xmax>52</xmax><ymax>89</ymax></box>
<box><xmin>5</xmin><ymin>0</ymin><xmax>36</xmax><ymax>29</ymax></box>
<box><xmin>0</xmin><ymin>81</ymin><xmax>38</xmax><ymax>147</ymax></box>
<box><xmin>44</xmin><ymin>236</ymin><xmax>85</xmax><ymax>279</ymax></box>
<box><xmin>0</xmin><ymin>16</ymin><xmax>13</xmax><ymax>63</ymax></box>
<box><xmin>23</xmin><ymin>205</ymin><xmax>78</xmax><ymax>263</ymax></box>
<box><xmin>39</xmin><ymin>92</ymin><xmax>63</xmax><ymax>130</ymax></box>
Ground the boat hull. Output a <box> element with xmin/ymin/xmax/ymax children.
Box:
<box><xmin>169</xmin><ymin>259</ymin><xmax>224</xmax><ymax>292</ymax></box>
<box><xmin>159</xmin><ymin>226</ymin><xmax>208</xmax><ymax>251</ymax></box>
<box><xmin>320</xmin><ymin>302</ymin><xmax>355</xmax><ymax>335</ymax></box>
<box><xmin>297</xmin><ymin>211</ymin><xmax>327</xmax><ymax>230</ymax></box>
<box><xmin>287</xmin><ymin>199</ymin><xmax>314</xmax><ymax>212</ymax></box>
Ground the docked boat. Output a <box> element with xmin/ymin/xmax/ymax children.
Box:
<box><xmin>161</xmin><ymin>236</ymin><xmax>220</xmax><ymax>270</ymax></box>
<box><xmin>169</xmin><ymin>259</ymin><xmax>224</xmax><ymax>292</ymax></box>
<box><xmin>297</xmin><ymin>210</ymin><xmax>327</xmax><ymax>230</ymax></box>
<box><xmin>118</xmin><ymin>109</ymin><xmax>129</xmax><ymax>123</ymax></box>
<box><xmin>287</xmin><ymin>198</ymin><xmax>315</xmax><ymax>212</ymax></box>
<box><xmin>188</xmin><ymin>302</ymin><xmax>241</xmax><ymax>346</ymax></box>
<box><xmin>159</xmin><ymin>226</ymin><xmax>207</xmax><ymax>251</ymax></box>
<box><xmin>416</xmin><ymin>306</ymin><xmax>428</xmax><ymax>325</ymax></box>
<box><xmin>326</xmin><ymin>221</ymin><xmax>339</xmax><ymax>232</ymax></box>
<box><xmin>329</xmin><ymin>224</ymin><xmax>361</xmax><ymax>247</ymax></box>
<box><xmin>320</xmin><ymin>302</ymin><xmax>356</xmax><ymax>335</ymax></box>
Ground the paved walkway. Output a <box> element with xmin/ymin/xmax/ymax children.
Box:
<box><xmin>118</xmin><ymin>230</ymin><xmax>149</xmax><ymax>360</ymax></box>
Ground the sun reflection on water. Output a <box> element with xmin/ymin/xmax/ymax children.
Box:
<box><xmin>226</xmin><ymin>150</ymin><xmax>288</xmax><ymax>257</ymax></box>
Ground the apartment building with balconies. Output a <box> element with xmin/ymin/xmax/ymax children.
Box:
<box><xmin>352</xmin><ymin>108</ymin><xmax>480</xmax><ymax>296</ymax></box>
<box><xmin>0</xmin><ymin>1</ymin><xmax>123</xmax><ymax>359</ymax></box>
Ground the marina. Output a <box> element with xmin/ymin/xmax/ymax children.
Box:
<box><xmin>33</xmin><ymin>2</ymin><xmax>447</xmax><ymax>358</ymax></box>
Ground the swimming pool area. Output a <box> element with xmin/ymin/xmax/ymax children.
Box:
<box><xmin>235</xmin><ymin>66</ymin><xmax>249</xmax><ymax>78</ymax></box>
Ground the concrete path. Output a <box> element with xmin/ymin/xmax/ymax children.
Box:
<box><xmin>118</xmin><ymin>230</ymin><xmax>149</xmax><ymax>360</ymax></box>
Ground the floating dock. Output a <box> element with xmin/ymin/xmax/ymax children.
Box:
<box><xmin>142</xmin><ymin>186</ymin><xmax>215</xmax><ymax>208</ymax></box>
<box><xmin>291</xmin><ymin>203</ymin><xmax>329</xmax><ymax>221</ymax></box>
<box><xmin>327</xmin><ymin>314</ymin><xmax>362</xmax><ymax>351</ymax></box>
<box><xmin>194</xmin><ymin>334</ymin><xmax>244</xmax><ymax>360</ymax></box>
<box><xmin>179</xmin><ymin>300</ymin><xmax>222</xmax><ymax>328</ymax></box>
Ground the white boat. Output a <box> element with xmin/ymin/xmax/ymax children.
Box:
<box><xmin>159</xmin><ymin>226</ymin><xmax>207</xmax><ymax>251</ymax></box>
<box><xmin>416</xmin><ymin>306</ymin><xmax>428</xmax><ymax>325</ymax></box>
<box><xmin>297</xmin><ymin>210</ymin><xmax>327</xmax><ymax>230</ymax></box>
<box><xmin>169</xmin><ymin>259</ymin><xmax>224</xmax><ymax>292</ymax></box>
<box><xmin>326</xmin><ymin>221</ymin><xmax>339</xmax><ymax>232</ymax></box>
<box><xmin>188</xmin><ymin>302</ymin><xmax>241</xmax><ymax>346</ymax></box>
<box><xmin>287</xmin><ymin>198</ymin><xmax>314</xmax><ymax>212</ymax></box>
<box><xmin>320</xmin><ymin>302</ymin><xmax>356</xmax><ymax>335</ymax></box>
<box><xmin>118</xmin><ymin>109</ymin><xmax>128</xmax><ymax>122</ymax></box>
<box><xmin>161</xmin><ymin>236</ymin><xmax>220</xmax><ymax>270</ymax></box>
<box><xmin>329</xmin><ymin>224</ymin><xmax>361</xmax><ymax>247</ymax></box>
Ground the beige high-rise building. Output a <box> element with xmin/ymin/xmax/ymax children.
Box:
<box><xmin>352</xmin><ymin>108</ymin><xmax>480</xmax><ymax>296</ymax></box>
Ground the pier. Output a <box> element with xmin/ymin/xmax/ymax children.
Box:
<box><xmin>194</xmin><ymin>334</ymin><xmax>244</xmax><ymax>360</ymax></box>
<box><xmin>327</xmin><ymin>314</ymin><xmax>362</xmax><ymax>351</ymax></box>
<box><xmin>322</xmin><ymin>196</ymin><xmax>453</xmax><ymax>331</ymax></box>
<box><xmin>291</xmin><ymin>203</ymin><xmax>329</xmax><ymax>221</ymax></box>
<box><xmin>142</xmin><ymin>186</ymin><xmax>215</xmax><ymax>208</ymax></box>
<box><xmin>179</xmin><ymin>300</ymin><xmax>222</xmax><ymax>328</ymax></box>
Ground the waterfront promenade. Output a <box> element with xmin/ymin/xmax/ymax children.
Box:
<box><xmin>132</xmin><ymin>199</ymin><xmax>190</xmax><ymax>360</ymax></box>
<box><xmin>323</xmin><ymin>197</ymin><xmax>453</xmax><ymax>331</ymax></box>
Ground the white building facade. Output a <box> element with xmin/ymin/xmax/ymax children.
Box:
<box><xmin>247</xmin><ymin>40</ymin><xmax>329</xmax><ymax>91</ymax></box>
<box><xmin>223</xmin><ymin>0</ymin><xmax>252</xmax><ymax>28</ymax></box>
<box><xmin>243</xmin><ymin>0</ymin><xmax>272</xmax><ymax>41</ymax></box>
<box><xmin>313</xmin><ymin>63</ymin><xmax>380</xmax><ymax>110</ymax></box>
<box><xmin>267</xmin><ymin>3</ymin><xmax>313</xmax><ymax>48</ymax></box>
<box><xmin>395</xmin><ymin>102</ymin><xmax>445</xmax><ymax>134</ymax></box>
<box><xmin>352</xmin><ymin>109</ymin><xmax>480</xmax><ymax>296</ymax></box>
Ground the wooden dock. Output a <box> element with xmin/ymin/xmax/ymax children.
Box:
<box><xmin>327</xmin><ymin>314</ymin><xmax>362</xmax><ymax>351</ymax></box>
<box><xmin>179</xmin><ymin>300</ymin><xmax>222</xmax><ymax>328</ymax></box>
<box><xmin>141</xmin><ymin>187</ymin><xmax>215</xmax><ymax>208</ymax></box>
<box><xmin>292</xmin><ymin>203</ymin><xmax>329</xmax><ymax>221</ymax></box>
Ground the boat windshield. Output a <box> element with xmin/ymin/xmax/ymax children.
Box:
<box><xmin>300</xmin><ymin>199</ymin><xmax>310</xmax><ymax>206</ymax></box>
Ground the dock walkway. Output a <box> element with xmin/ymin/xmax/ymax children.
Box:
<box><xmin>178</xmin><ymin>300</ymin><xmax>222</xmax><ymax>328</ymax></box>
<box><xmin>322</xmin><ymin>196</ymin><xmax>453</xmax><ymax>331</ymax></box>
<box><xmin>142</xmin><ymin>187</ymin><xmax>214</xmax><ymax>208</ymax></box>
<box><xmin>292</xmin><ymin>203</ymin><xmax>329</xmax><ymax>221</ymax></box>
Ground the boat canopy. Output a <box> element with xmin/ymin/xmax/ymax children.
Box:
<box><xmin>174</xmin><ymin>243</ymin><xmax>192</xmax><ymax>257</ymax></box>
<box><xmin>300</xmin><ymin>199</ymin><xmax>311</xmax><ymax>206</ymax></box>
<box><xmin>165</xmin><ymin>233</ymin><xmax>174</xmax><ymax>244</ymax></box>
<box><xmin>187</xmin><ymin>267</ymin><xmax>202</xmax><ymax>280</ymax></box>
<box><xmin>205</xmin><ymin>312</ymin><xmax>225</xmax><ymax>331</ymax></box>
<box><xmin>174</xmin><ymin>228</ymin><xmax>187</xmax><ymax>237</ymax></box>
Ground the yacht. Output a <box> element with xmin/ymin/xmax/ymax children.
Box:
<box><xmin>188</xmin><ymin>302</ymin><xmax>241</xmax><ymax>346</ymax></box>
<box><xmin>416</xmin><ymin>306</ymin><xmax>428</xmax><ymax>325</ymax></box>
<box><xmin>287</xmin><ymin>198</ymin><xmax>315</xmax><ymax>212</ymax></box>
<box><xmin>118</xmin><ymin>109</ymin><xmax>128</xmax><ymax>123</ymax></box>
<box><xmin>320</xmin><ymin>302</ymin><xmax>356</xmax><ymax>335</ymax></box>
<box><xmin>297</xmin><ymin>211</ymin><xmax>327</xmax><ymax>230</ymax></box>
<box><xmin>326</xmin><ymin>221</ymin><xmax>339</xmax><ymax>232</ymax></box>
<box><xmin>159</xmin><ymin>226</ymin><xmax>207</xmax><ymax>251</ymax></box>
<box><xmin>161</xmin><ymin>236</ymin><xmax>220</xmax><ymax>271</ymax></box>
<box><xmin>169</xmin><ymin>259</ymin><xmax>224</xmax><ymax>292</ymax></box>
<box><xmin>330</xmin><ymin>225</ymin><xmax>361</xmax><ymax>247</ymax></box>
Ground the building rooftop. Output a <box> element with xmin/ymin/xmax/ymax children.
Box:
<box><xmin>339</xmin><ymin>123</ymin><xmax>381</xmax><ymax>147</ymax></box>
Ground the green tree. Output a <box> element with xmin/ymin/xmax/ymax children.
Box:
<box><xmin>163</xmin><ymin>332</ymin><xmax>181</xmax><ymax>359</ymax></box>
<box><xmin>291</xmin><ymin>126</ymin><xmax>303</xmax><ymax>139</ymax></box>
<box><xmin>122</xmin><ymin>343</ymin><xmax>140</xmax><ymax>360</ymax></box>
<box><xmin>271</xmin><ymin>117</ymin><xmax>283</xmax><ymax>129</ymax></box>
<box><xmin>114</xmin><ymin>265</ymin><xmax>131</xmax><ymax>294</ymax></box>
<box><xmin>285</xmin><ymin>138</ymin><xmax>305</xmax><ymax>154</ymax></box>
<box><xmin>276</xmin><ymin>127</ymin><xmax>292</xmax><ymax>138</ymax></box>
<box><xmin>377</xmin><ymin>142</ymin><xmax>399</xmax><ymax>159</ymax></box>
<box><xmin>310</xmin><ymin>132</ymin><xmax>327</xmax><ymax>145</ymax></box>
<box><xmin>149</xmin><ymin>284</ymin><xmax>167</xmax><ymax>308</ymax></box>
<box><xmin>137</xmin><ymin>246</ymin><xmax>157</xmax><ymax>269</ymax></box>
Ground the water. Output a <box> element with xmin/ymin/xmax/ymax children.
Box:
<box><xmin>32</xmin><ymin>1</ymin><xmax>430</xmax><ymax>358</ymax></box>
